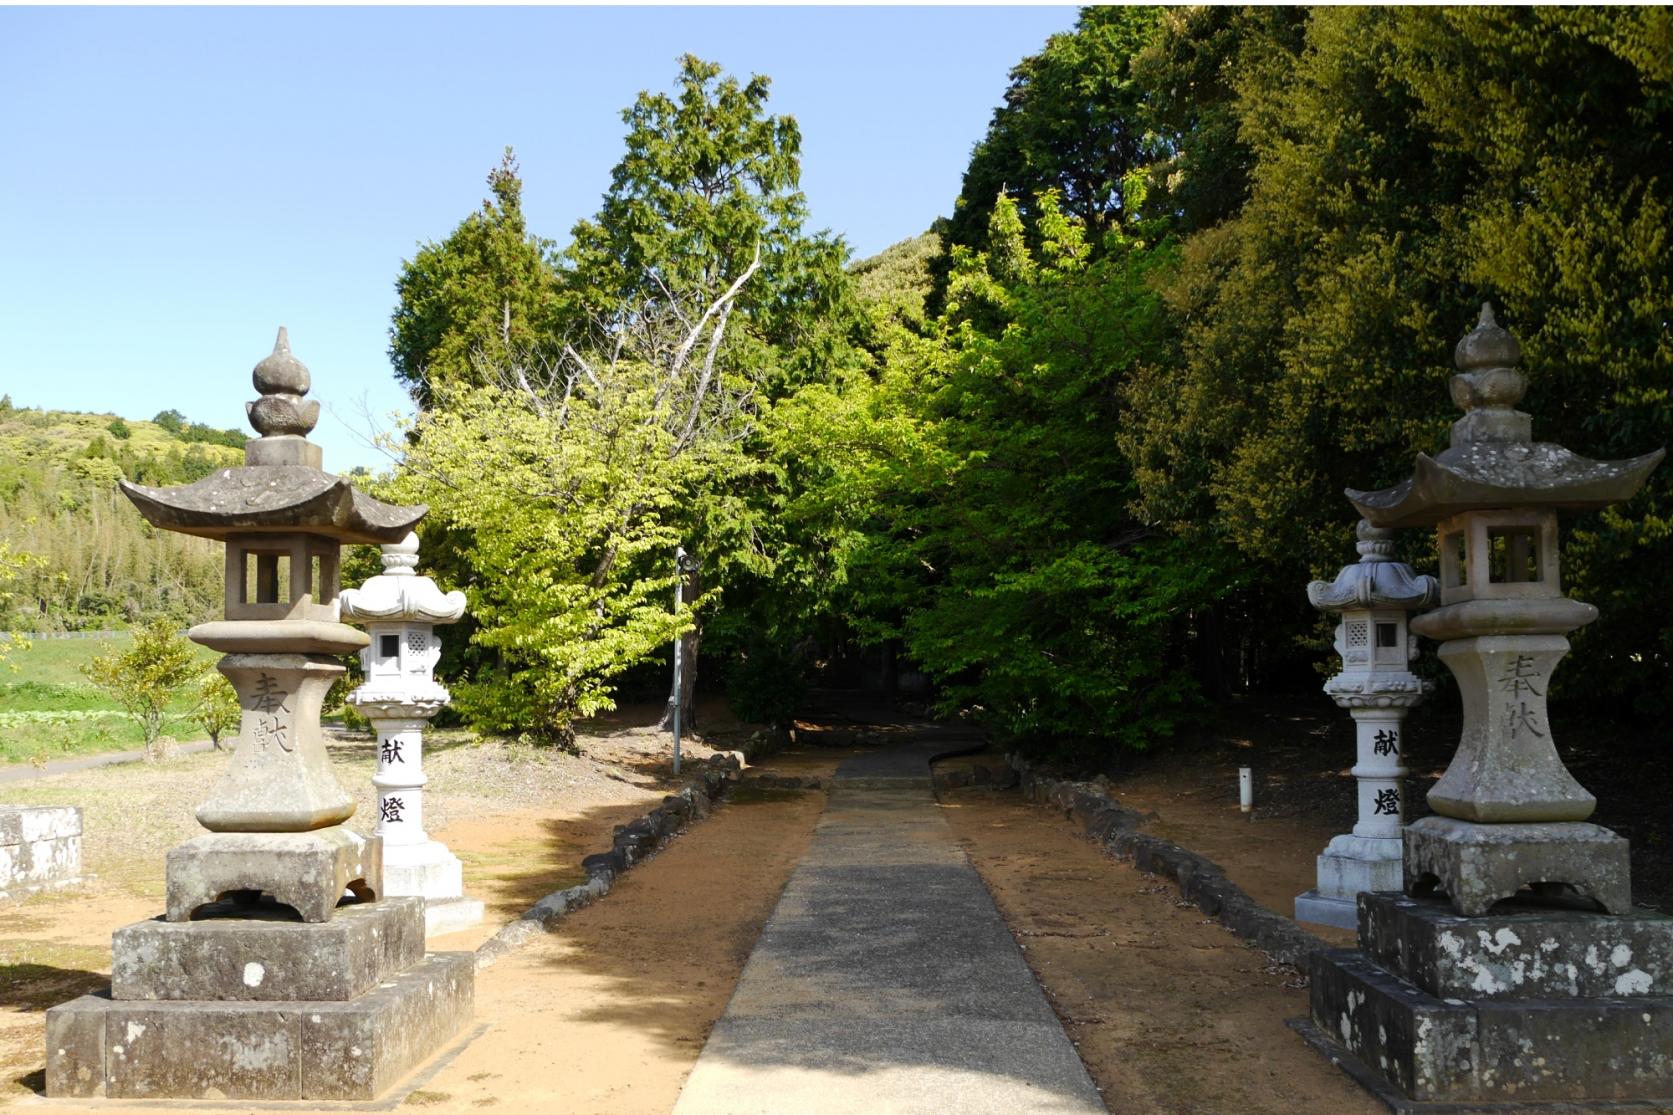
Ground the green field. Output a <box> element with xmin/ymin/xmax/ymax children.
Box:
<box><xmin>0</xmin><ymin>634</ymin><xmax>220</xmax><ymax>765</ymax></box>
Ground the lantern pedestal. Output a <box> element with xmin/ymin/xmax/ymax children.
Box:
<box><xmin>386</xmin><ymin>843</ymin><xmax>485</xmax><ymax>936</ymax></box>
<box><xmin>1296</xmin><ymin>836</ymin><xmax>1404</xmax><ymax>931</ymax></box>
<box><xmin>47</xmin><ymin>897</ymin><xmax>475</xmax><ymax>1102</ymax></box>
<box><xmin>1405</xmin><ymin>815</ymin><xmax>1632</xmax><ymax>917</ymax></box>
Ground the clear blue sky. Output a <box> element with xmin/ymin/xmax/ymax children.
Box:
<box><xmin>0</xmin><ymin>5</ymin><xmax>1078</xmax><ymax>472</ymax></box>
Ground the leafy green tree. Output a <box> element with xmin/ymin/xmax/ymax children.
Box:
<box><xmin>390</xmin><ymin>148</ymin><xmax>564</xmax><ymax>408</ymax></box>
<box><xmin>562</xmin><ymin>55</ymin><xmax>851</xmax><ymax>371</ymax></box>
<box><xmin>191</xmin><ymin>672</ymin><xmax>241</xmax><ymax>751</ymax></box>
<box><xmin>796</xmin><ymin>193</ymin><xmax>1217</xmax><ymax>758</ymax></box>
<box><xmin>945</xmin><ymin>8</ymin><xmax>1163</xmax><ymax>259</ymax></box>
<box><xmin>82</xmin><ymin>620</ymin><xmax>204</xmax><ymax>760</ymax></box>
<box><xmin>1130</xmin><ymin>6</ymin><xmax>1309</xmax><ymax>233</ymax></box>
<box><xmin>559</xmin><ymin>54</ymin><xmax>857</xmax><ymax>729</ymax></box>
<box><xmin>106</xmin><ymin>417</ymin><xmax>131</xmax><ymax>440</ymax></box>
<box><xmin>0</xmin><ymin>542</ymin><xmax>32</xmax><ymax>666</ymax></box>
<box><xmin>392</xmin><ymin>57</ymin><xmax>858</xmax><ymax>740</ymax></box>
<box><xmin>849</xmin><ymin>230</ymin><xmax>942</xmax><ymax>332</ymax></box>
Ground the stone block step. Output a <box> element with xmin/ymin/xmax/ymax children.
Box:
<box><xmin>112</xmin><ymin>895</ymin><xmax>426</xmax><ymax>1002</ymax></box>
<box><xmin>47</xmin><ymin>951</ymin><xmax>473</xmax><ymax>1101</ymax></box>
<box><xmin>1359</xmin><ymin>891</ymin><xmax>1673</xmax><ymax>1001</ymax></box>
<box><xmin>1311</xmin><ymin>947</ymin><xmax>1673</xmax><ymax>1104</ymax></box>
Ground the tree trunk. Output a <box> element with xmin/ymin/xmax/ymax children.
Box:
<box><xmin>658</xmin><ymin>559</ymin><xmax>703</xmax><ymax>731</ymax></box>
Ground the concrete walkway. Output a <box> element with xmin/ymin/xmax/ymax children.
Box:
<box><xmin>0</xmin><ymin>740</ymin><xmax>217</xmax><ymax>785</ymax></box>
<box><xmin>673</xmin><ymin>730</ymin><xmax>1106</xmax><ymax>1114</ymax></box>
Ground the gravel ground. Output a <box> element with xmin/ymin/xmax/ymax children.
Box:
<box><xmin>0</xmin><ymin>701</ymin><xmax>746</xmax><ymax>903</ymax></box>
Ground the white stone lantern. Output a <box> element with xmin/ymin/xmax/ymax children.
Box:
<box><xmin>1294</xmin><ymin>521</ymin><xmax>1437</xmax><ymax>929</ymax></box>
<box><xmin>338</xmin><ymin>533</ymin><xmax>481</xmax><ymax>935</ymax></box>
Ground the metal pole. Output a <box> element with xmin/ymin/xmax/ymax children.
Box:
<box><xmin>671</xmin><ymin>545</ymin><xmax>684</xmax><ymax>775</ymax></box>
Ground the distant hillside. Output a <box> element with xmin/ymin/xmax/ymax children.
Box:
<box><xmin>0</xmin><ymin>399</ymin><xmax>244</xmax><ymax>632</ymax></box>
<box><xmin>850</xmin><ymin>230</ymin><xmax>941</xmax><ymax>329</ymax></box>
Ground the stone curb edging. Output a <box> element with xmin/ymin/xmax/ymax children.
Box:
<box><xmin>474</xmin><ymin>759</ymin><xmax>741</xmax><ymax>968</ymax></box>
<box><xmin>938</xmin><ymin>753</ymin><xmax>1329</xmax><ymax>972</ymax></box>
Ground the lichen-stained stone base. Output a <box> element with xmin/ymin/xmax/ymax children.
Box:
<box><xmin>1311</xmin><ymin>947</ymin><xmax>1673</xmax><ymax>1103</ymax></box>
<box><xmin>165</xmin><ymin>826</ymin><xmax>382</xmax><ymax>923</ymax></box>
<box><xmin>0</xmin><ymin>805</ymin><xmax>82</xmax><ymax>902</ymax></box>
<box><xmin>45</xmin><ymin>952</ymin><xmax>472</xmax><ymax>1100</ymax></box>
<box><xmin>1359</xmin><ymin>891</ymin><xmax>1673</xmax><ymax>1002</ymax></box>
<box><xmin>1405</xmin><ymin>815</ymin><xmax>1631</xmax><ymax>917</ymax></box>
<box><xmin>112</xmin><ymin>896</ymin><xmax>425</xmax><ymax>1002</ymax></box>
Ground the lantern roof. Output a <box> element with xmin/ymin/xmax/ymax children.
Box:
<box><xmin>338</xmin><ymin>533</ymin><xmax>465</xmax><ymax>626</ymax></box>
<box><xmin>119</xmin><ymin>329</ymin><xmax>425</xmax><ymax>543</ymax></box>
<box><xmin>1308</xmin><ymin>521</ymin><xmax>1439</xmax><ymax>613</ymax></box>
<box><xmin>1346</xmin><ymin>304</ymin><xmax>1662</xmax><ymax>528</ymax></box>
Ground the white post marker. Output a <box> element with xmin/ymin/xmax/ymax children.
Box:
<box><xmin>337</xmin><ymin>533</ymin><xmax>483</xmax><ymax>937</ymax></box>
<box><xmin>1239</xmin><ymin>767</ymin><xmax>1253</xmax><ymax>813</ymax></box>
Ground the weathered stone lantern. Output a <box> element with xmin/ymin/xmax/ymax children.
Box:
<box><xmin>1300</xmin><ymin>305</ymin><xmax>1669</xmax><ymax>1106</ymax></box>
<box><xmin>1294</xmin><ymin>520</ymin><xmax>1437</xmax><ymax>930</ymax></box>
<box><xmin>45</xmin><ymin>330</ymin><xmax>474</xmax><ymax>1101</ymax></box>
<box><xmin>340</xmin><ymin>532</ymin><xmax>483</xmax><ymax>935</ymax></box>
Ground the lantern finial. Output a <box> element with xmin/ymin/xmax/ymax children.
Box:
<box><xmin>248</xmin><ymin>325</ymin><xmax>319</xmax><ymax>437</ymax></box>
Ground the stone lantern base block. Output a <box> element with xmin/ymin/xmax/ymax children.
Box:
<box><xmin>1297</xmin><ymin>834</ymin><xmax>1405</xmax><ymax>930</ymax></box>
<box><xmin>111</xmin><ymin>896</ymin><xmax>425</xmax><ymax>1002</ymax></box>
<box><xmin>165</xmin><ymin>827</ymin><xmax>382</xmax><ymax>924</ymax></box>
<box><xmin>424</xmin><ymin>896</ymin><xmax>487</xmax><ymax>937</ymax></box>
<box><xmin>382</xmin><ymin>839</ymin><xmax>484</xmax><ymax>935</ymax></box>
<box><xmin>1357</xmin><ymin>891</ymin><xmax>1673</xmax><ymax>1002</ymax></box>
<box><xmin>385</xmin><ymin>839</ymin><xmax>464</xmax><ymax>900</ymax></box>
<box><xmin>1405</xmin><ymin>815</ymin><xmax>1631</xmax><ymax>917</ymax></box>
<box><xmin>45</xmin><ymin>951</ymin><xmax>473</xmax><ymax>1101</ymax></box>
<box><xmin>1307</xmin><ymin>947</ymin><xmax>1673</xmax><ymax>1105</ymax></box>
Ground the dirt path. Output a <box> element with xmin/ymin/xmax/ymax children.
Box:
<box><xmin>6</xmin><ymin>782</ymin><xmax>829</xmax><ymax>1115</ymax></box>
<box><xmin>939</xmin><ymin>783</ymin><xmax>1380</xmax><ymax>1115</ymax></box>
<box><xmin>5</xmin><ymin>707</ymin><xmax>1395</xmax><ymax>1114</ymax></box>
<box><xmin>389</xmin><ymin>782</ymin><xmax>830</xmax><ymax>1114</ymax></box>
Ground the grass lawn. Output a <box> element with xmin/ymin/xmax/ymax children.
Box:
<box><xmin>0</xmin><ymin>634</ymin><xmax>220</xmax><ymax>765</ymax></box>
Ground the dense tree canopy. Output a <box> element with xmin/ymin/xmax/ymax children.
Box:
<box><xmin>1123</xmin><ymin>6</ymin><xmax>1673</xmax><ymax>711</ymax></box>
<box><xmin>366</xmin><ymin>9</ymin><xmax>1670</xmax><ymax>758</ymax></box>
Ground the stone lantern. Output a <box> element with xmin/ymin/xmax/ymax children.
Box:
<box><xmin>339</xmin><ymin>532</ymin><xmax>482</xmax><ymax>935</ymax></box>
<box><xmin>1294</xmin><ymin>520</ymin><xmax>1437</xmax><ymax>930</ymax></box>
<box><xmin>1300</xmin><ymin>305</ymin><xmax>1669</xmax><ymax>1106</ymax></box>
<box><xmin>45</xmin><ymin>330</ymin><xmax>473</xmax><ymax>1101</ymax></box>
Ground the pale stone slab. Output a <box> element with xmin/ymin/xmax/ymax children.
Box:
<box><xmin>422</xmin><ymin>896</ymin><xmax>485</xmax><ymax>937</ymax></box>
<box><xmin>0</xmin><ymin>805</ymin><xmax>82</xmax><ymax>902</ymax></box>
